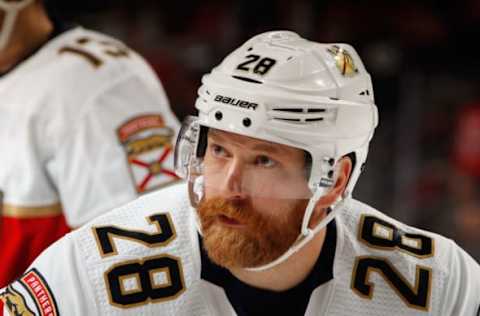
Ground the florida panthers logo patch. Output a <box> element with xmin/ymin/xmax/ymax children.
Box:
<box><xmin>1</xmin><ymin>286</ymin><xmax>35</xmax><ymax>316</ymax></box>
<box><xmin>0</xmin><ymin>268</ymin><xmax>59</xmax><ymax>316</ymax></box>
<box><xmin>118</xmin><ymin>114</ymin><xmax>178</xmax><ymax>193</ymax></box>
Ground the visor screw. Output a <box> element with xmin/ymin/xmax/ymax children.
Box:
<box><xmin>328</xmin><ymin>158</ymin><xmax>335</xmax><ymax>166</ymax></box>
<box><xmin>328</xmin><ymin>170</ymin><xmax>334</xmax><ymax>178</ymax></box>
<box><xmin>243</xmin><ymin>118</ymin><xmax>252</xmax><ymax>127</ymax></box>
<box><xmin>215</xmin><ymin>111</ymin><xmax>223</xmax><ymax>121</ymax></box>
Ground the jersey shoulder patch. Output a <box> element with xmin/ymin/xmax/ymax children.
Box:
<box><xmin>1</xmin><ymin>268</ymin><xmax>59</xmax><ymax>316</ymax></box>
<box><xmin>117</xmin><ymin>114</ymin><xmax>178</xmax><ymax>193</ymax></box>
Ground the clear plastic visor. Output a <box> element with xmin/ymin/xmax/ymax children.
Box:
<box><xmin>174</xmin><ymin>116</ymin><xmax>314</xmax><ymax>200</ymax></box>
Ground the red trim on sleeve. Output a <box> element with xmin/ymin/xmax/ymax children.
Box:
<box><xmin>0</xmin><ymin>215</ymin><xmax>70</xmax><ymax>288</ymax></box>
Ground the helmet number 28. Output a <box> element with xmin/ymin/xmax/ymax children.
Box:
<box><xmin>236</xmin><ymin>54</ymin><xmax>277</xmax><ymax>75</ymax></box>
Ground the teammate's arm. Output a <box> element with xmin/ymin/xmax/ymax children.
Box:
<box><xmin>46</xmin><ymin>74</ymin><xmax>180</xmax><ymax>228</ymax></box>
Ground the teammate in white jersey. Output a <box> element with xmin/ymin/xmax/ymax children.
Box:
<box><xmin>0</xmin><ymin>0</ymin><xmax>180</xmax><ymax>289</ymax></box>
<box><xmin>2</xmin><ymin>31</ymin><xmax>480</xmax><ymax>316</ymax></box>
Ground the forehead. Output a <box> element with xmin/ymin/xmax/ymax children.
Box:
<box><xmin>208</xmin><ymin>128</ymin><xmax>304</xmax><ymax>157</ymax></box>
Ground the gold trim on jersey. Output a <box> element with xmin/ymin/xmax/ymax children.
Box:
<box><xmin>149</xmin><ymin>266</ymin><xmax>173</xmax><ymax>290</ymax></box>
<box><xmin>2</xmin><ymin>203</ymin><xmax>63</xmax><ymax>218</ymax></box>
<box><xmin>118</xmin><ymin>273</ymin><xmax>143</xmax><ymax>296</ymax></box>
<box><xmin>372</xmin><ymin>222</ymin><xmax>394</xmax><ymax>241</ymax></box>
<box><xmin>357</xmin><ymin>214</ymin><xmax>435</xmax><ymax>259</ymax></box>
<box><xmin>104</xmin><ymin>254</ymin><xmax>186</xmax><ymax>309</ymax></box>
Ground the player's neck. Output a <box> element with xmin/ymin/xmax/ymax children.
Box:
<box><xmin>0</xmin><ymin>6</ymin><xmax>53</xmax><ymax>73</ymax></box>
<box><xmin>229</xmin><ymin>226</ymin><xmax>327</xmax><ymax>292</ymax></box>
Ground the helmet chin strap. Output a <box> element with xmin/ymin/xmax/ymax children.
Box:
<box><xmin>0</xmin><ymin>9</ymin><xmax>19</xmax><ymax>51</ymax></box>
<box><xmin>189</xmin><ymin>166</ymin><xmax>347</xmax><ymax>272</ymax></box>
<box><xmin>0</xmin><ymin>0</ymin><xmax>34</xmax><ymax>51</ymax></box>
<box><xmin>245</xmin><ymin>188</ymin><xmax>347</xmax><ymax>272</ymax></box>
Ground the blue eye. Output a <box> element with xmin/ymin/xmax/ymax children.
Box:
<box><xmin>211</xmin><ymin>144</ymin><xmax>227</xmax><ymax>157</ymax></box>
<box><xmin>256</xmin><ymin>155</ymin><xmax>276</xmax><ymax>167</ymax></box>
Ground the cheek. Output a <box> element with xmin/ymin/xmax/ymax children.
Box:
<box><xmin>251</xmin><ymin>198</ymin><xmax>305</xmax><ymax>225</ymax></box>
<box><xmin>203</xmin><ymin>176</ymin><xmax>223</xmax><ymax>200</ymax></box>
<box><xmin>202</xmin><ymin>165</ymin><xmax>227</xmax><ymax>196</ymax></box>
<box><xmin>249</xmin><ymin>197</ymin><xmax>280</xmax><ymax>218</ymax></box>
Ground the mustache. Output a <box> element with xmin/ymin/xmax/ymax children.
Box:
<box><xmin>197</xmin><ymin>197</ymin><xmax>262</xmax><ymax>225</ymax></box>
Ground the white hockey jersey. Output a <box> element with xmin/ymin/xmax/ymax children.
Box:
<box><xmin>0</xmin><ymin>25</ymin><xmax>180</xmax><ymax>287</ymax></box>
<box><xmin>2</xmin><ymin>182</ymin><xmax>479</xmax><ymax>316</ymax></box>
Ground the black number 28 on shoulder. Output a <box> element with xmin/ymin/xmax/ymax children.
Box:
<box><xmin>92</xmin><ymin>213</ymin><xmax>185</xmax><ymax>309</ymax></box>
<box><xmin>351</xmin><ymin>215</ymin><xmax>434</xmax><ymax>311</ymax></box>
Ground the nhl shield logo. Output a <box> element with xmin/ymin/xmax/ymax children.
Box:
<box><xmin>118</xmin><ymin>114</ymin><xmax>179</xmax><ymax>193</ymax></box>
<box><xmin>327</xmin><ymin>45</ymin><xmax>359</xmax><ymax>77</ymax></box>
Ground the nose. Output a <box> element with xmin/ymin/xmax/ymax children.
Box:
<box><xmin>222</xmin><ymin>159</ymin><xmax>247</xmax><ymax>200</ymax></box>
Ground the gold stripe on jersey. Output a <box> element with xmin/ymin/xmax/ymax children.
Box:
<box><xmin>2</xmin><ymin>203</ymin><xmax>63</xmax><ymax>218</ymax></box>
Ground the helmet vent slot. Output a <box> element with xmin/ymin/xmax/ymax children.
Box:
<box><xmin>269</xmin><ymin>107</ymin><xmax>330</xmax><ymax>124</ymax></box>
<box><xmin>272</xmin><ymin>108</ymin><xmax>304</xmax><ymax>113</ymax></box>
<box><xmin>276</xmin><ymin>118</ymin><xmax>302</xmax><ymax>122</ymax></box>
<box><xmin>307</xmin><ymin>108</ymin><xmax>326</xmax><ymax>113</ymax></box>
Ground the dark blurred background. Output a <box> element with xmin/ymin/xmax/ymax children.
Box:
<box><xmin>48</xmin><ymin>0</ymin><xmax>480</xmax><ymax>260</ymax></box>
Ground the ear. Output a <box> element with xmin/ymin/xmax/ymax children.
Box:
<box><xmin>308</xmin><ymin>156</ymin><xmax>352</xmax><ymax>227</ymax></box>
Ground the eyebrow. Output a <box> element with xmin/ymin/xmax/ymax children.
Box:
<box><xmin>251</xmin><ymin>143</ymin><xmax>282</xmax><ymax>154</ymax></box>
<box><xmin>208</xmin><ymin>130</ymin><xmax>285</xmax><ymax>155</ymax></box>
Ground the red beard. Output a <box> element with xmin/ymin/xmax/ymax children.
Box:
<box><xmin>197</xmin><ymin>197</ymin><xmax>307</xmax><ymax>269</ymax></box>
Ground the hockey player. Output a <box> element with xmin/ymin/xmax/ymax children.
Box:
<box><xmin>2</xmin><ymin>31</ymin><xmax>479</xmax><ymax>316</ymax></box>
<box><xmin>0</xmin><ymin>0</ymin><xmax>180</xmax><ymax>290</ymax></box>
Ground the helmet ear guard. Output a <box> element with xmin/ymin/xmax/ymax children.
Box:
<box><xmin>0</xmin><ymin>0</ymin><xmax>34</xmax><ymax>50</ymax></box>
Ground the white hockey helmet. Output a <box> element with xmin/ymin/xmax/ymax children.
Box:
<box><xmin>175</xmin><ymin>31</ymin><xmax>378</xmax><ymax>270</ymax></box>
<box><xmin>0</xmin><ymin>0</ymin><xmax>34</xmax><ymax>50</ymax></box>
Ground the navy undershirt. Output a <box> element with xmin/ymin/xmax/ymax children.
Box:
<box><xmin>200</xmin><ymin>220</ymin><xmax>337</xmax><ymax>316</ymax></box>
